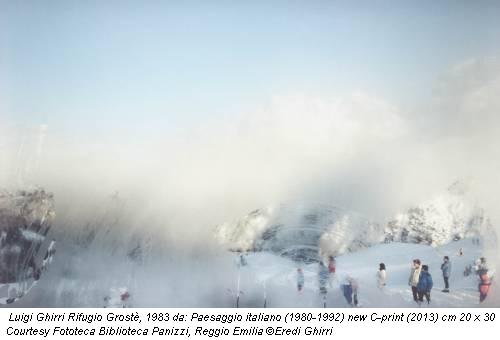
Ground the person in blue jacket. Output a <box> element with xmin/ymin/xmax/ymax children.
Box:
<box><xmin>441</xmin><ymin>256</ymin><xmax>451</xmax><ymax>292</ymax></box>
<box><xmin>417</xmin><ymin>265</ymin><xmax>433</xmax><ymax>305</ymax></box>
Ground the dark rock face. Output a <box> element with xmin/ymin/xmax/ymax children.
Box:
<box><xmin>0</xmin><ymin>189</ymin><xmax>55</xmax><ymax>285</ymax></box>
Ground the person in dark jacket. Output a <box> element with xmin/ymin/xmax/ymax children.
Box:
<box><xmin>417</xmin><ymin>265</ymin><xmax>433</xmax><ymax>305</ymax></box>
<box><xmin>342</xmin><ymin>275</ymin><xmax>359</xmax><ymax>307</ymax></box>
<box><xmin>441</xmin><ymin>256</ymin><xmax>451</xmax><ymax>292</ymax></box>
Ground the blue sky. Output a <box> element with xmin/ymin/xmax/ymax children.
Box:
<box><xmin>1</xmin><ymin>0</ymin><xmax>500</xmax><ymax>137</ymax></box>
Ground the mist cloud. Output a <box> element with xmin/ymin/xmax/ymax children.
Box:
<box><xmin>1</xmin><ymin>57</ymin><xmax>500</xmax><ymax>252</ymax></box>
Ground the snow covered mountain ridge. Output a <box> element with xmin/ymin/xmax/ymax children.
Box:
<box><xmin>215</xmin><ymin>182</ymin><xmax>494</xmax><ymax>261</ymax></box>
<box><xmin>215</xmin><ymin>203</ymin><xmax>383</xmax><ymax>262</ymax></box>
<box><xmin>385</xmin><ymin>181</ymin><xmax>492</xmax><ymax>246</ymax></box>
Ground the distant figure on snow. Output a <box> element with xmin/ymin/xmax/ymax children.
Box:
<box><xmin>297</xmin><ymin>268</ymin><xmax>305</xmax><ymax>293</ymax></box>
<box><xmin>463</xmin><ymin>264</ymin><xmax>473</xmax><ymax>277</ymax></box>
<box><xmin>104</xmin><ymin>287</ymin><xmax>132</xmax><ymax>308</ymax></box>
<box><xmin>458</xmin><ymin>248</ymin><xmax>464</xmax><ymax>256</ymax></box>
<box><xmin>237</xmin><ymin>252</ymin><xmax>248</xmax><ymax>267</ymax></box>
<box><xmin>441</xmin><ymin>256</ymin><xmax>451</xmax><ymax>292</ymax></box>
<box><xmin>417</xmin><ymin>265</ymin><xmax>433</xmax><ymax>305</ymax></box>
<box><xmin>475</xmin><ymin>257</ymin><xmax>488</xmax><ymax>272</ymax></box>
<box><xmin>328</xmin><ymin>256</ymin><xmax>336</xmax><ymax>287</ymax></box>
<box><xmin>408</xmin><ymin>259</ymin><xmax>422</xmax><ymax>303</ymax></box>
<box><xmin>342</xmin><ymin>276</ymin><xmax>359</xmax><ymax>307</ymax></box>
<box><xmin>377</xmin><ymin>263</ymin><xmax>387</xmax><ymax>289</ymax></box>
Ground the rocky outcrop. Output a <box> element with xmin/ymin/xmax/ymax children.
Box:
<box><xmin>0</xmin><ymin>188</ymin><xmax>55</xmax><ymax>284</ymax></box>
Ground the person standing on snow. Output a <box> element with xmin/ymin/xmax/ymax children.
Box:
<box><xmin>377</xmin><ymin>263</ymin><xmax>387</xmax><ymax>289</ymax></box>
<box><xmin>236</xmin><ymin>252</ymin><xmax>248</xmax><ymax>267</ymax></box>
<box><xmin>297</xmin><ymin>268</ymin><xmax>305</xmax><ymax>293</ymax></box>
<box><xmin>475</xmin><ymin>258</ymin><xmax>492</xmax><ymax>303</ymax></box>
<box><xmin>328</xmin><ymin>256</ymin><xmax>336</xmax><ymax>287</ymax></box>
<box><xmin>441</xmin><ymin>256</ymin><xmax>451</xmax><ymax>292</ymax></box>
<box><xmin>417</xmin><ymin>265</ymin><xmax>433</xmax><ymax>305</ymax></box>
<box><xmin>475</xmin><ymin>257</ymin><xmax>487</xmax><ymax>272</ymax></box>
<box><xmin>342</xmin><ymin>275</ymin><xmax>359</xmax><ymax>307</ymax></box>
<box><xmin>408</xmin><ymin>259</ymin><xmax>422</xmax><ymax>303</ymax></box>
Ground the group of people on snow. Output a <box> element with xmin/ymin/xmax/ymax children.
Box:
<box><xmin>293</xmin><ymin>250</ymin><xmax>492</xmax><ymax>307</ymax></box>
<box><xmin>408</xmin><ymin>259</ymin><xmax>433</xmax><ymax>305</ymax></box>
<box><xmin>408</xmin><ymin>255</ymin><xmax>491</xmax><ymax>305</ymax></box>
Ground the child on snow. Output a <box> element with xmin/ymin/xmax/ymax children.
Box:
<box><xmin>417</xmin><ymin>265</ymin><xmax>433</xmax><ymax>305</ymax></box>
<box><xmin>377</xmin><ymin>263</ymin><xmax>387</xmax><ymax>289</ymax></box>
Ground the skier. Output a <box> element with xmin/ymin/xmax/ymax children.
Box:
<box><xmin>417</xmin><ymin>265</ymin><xmax>433</xmax><ymax>305</ymax></box>
<box><xmin>342</xmin><ymin>275</ymin><xmax>359</xmax><ymax>307</ymax></box>
<box><xmin>318</xmin><ymin>261</ymin><xmax>329</xmax><ymax>295</ymax></box>
<box><xmin>476</xmin><ymin>258</ymin><xmax>492</xmax><ymax>303</ymax></box>
<box><xmin>297</xmin><ymin>268</ymin><xmax>305</xmax><ymax>293</ymax></box>
<box><xmin>408</xmin><ymin>259</ymin><xmax>422</xmax><ymax>303</ymax></box>
<box><xmin>458</xmin><ymin>248</ymin><xmax>464</xmax><ymax>256</ymax></box>
<box><xmin>328</xmin><ymin>256</ymin><xmax>336</xmax><ymax>287</ymax></box>
<box><xmin>441</xmin><ymin>256</ymin><xmax>451</xmax><ymax>292</ymax></box>
<box><xmin>377</xmin><ymin>263</ymin><xmax>387</xmax><ymax>289</ymax></box>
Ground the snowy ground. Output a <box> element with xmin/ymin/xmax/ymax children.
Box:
<box><xmin>234</xmin><ymin>238</ymin><xmax>488</xmax><ymax>308</ymax></box>
<box><xmin>1</xmin><ymin>238</ymin><xmax>493</xmax><ymax>308</ymax></box>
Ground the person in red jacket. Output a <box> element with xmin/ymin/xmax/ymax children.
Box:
<box><xmin>476</xmin><ymin>258</ymin><xmax>492</xmax><ymax>303</ymax></box>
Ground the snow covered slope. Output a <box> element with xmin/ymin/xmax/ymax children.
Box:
<box><xmin>216</xmin><ymin>183</ymin><xmax>493</xmax><ymax>261</ymax></box>
<box><xmin>232</xmin><ymin>238</ymin><xmax>488</xmax><ymax>308</ymax></box>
